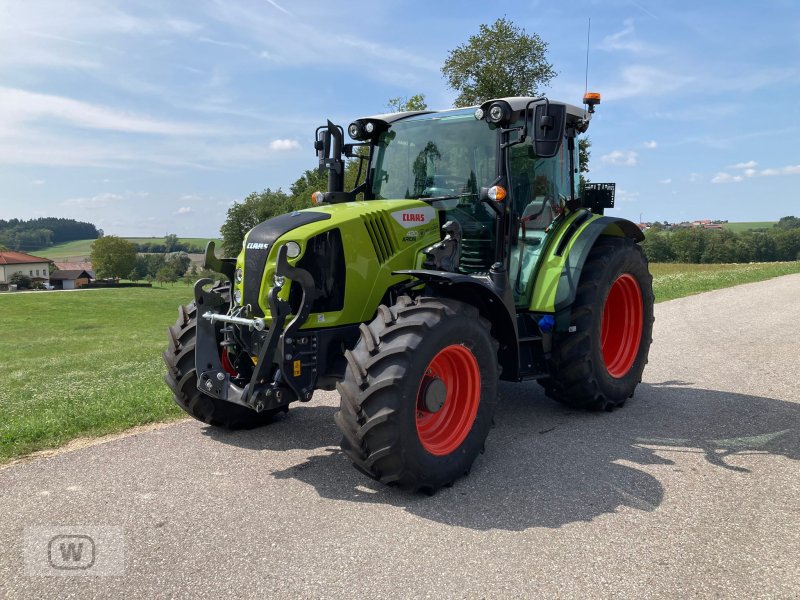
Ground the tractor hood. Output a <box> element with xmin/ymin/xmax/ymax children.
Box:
<box><xmin>237</xmin><ymin>200</ymin><xmax>441</xmax><ymax>322</ymax></box>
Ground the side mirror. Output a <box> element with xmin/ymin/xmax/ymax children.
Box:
<box><xmin>532</xmin><ymin>103</ymin><xmax>566</xmax><ymax>158</ymax></box>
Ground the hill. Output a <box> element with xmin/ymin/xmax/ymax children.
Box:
<box><xmin>39</xmin><ymin>237</ymin><xmax>221</xmax><ymax>261</ymax></box>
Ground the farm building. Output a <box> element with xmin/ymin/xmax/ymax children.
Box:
<box><xmin>0</xmin><ymin>251</ymin><xmax>52</xmax><ymax>289</ymax></box>
<box><xmin>49</xmin><ymin>269</ymin><xmax>93</xmax><ymax>290</ymax></box>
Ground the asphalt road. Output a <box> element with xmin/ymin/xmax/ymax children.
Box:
<box><xmin>2</xmin><ymin>275</ymin><xmax>799</xmax><ymax>598</ymax></box>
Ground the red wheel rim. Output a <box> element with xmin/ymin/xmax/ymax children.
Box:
<box><xmin>415</xmin><ymin>344</ymin><xmax>481</xmax><ymax>456</ymax></box>
<box><xmin>601</xmin><ymin>273</ymin><xmax>643</xmax><ymax>378</ymax></box>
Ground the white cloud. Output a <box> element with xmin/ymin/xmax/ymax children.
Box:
<box><xmin>176</xmin><ymin>206</ymin><xmax>192</xmax><ymax>215</ymax></box>
<box><xmin>0</xmin><ymin>86</ymin><xmax>215</xmax><ymax>135</ymax></box>
<box><xmin>604</xmin><ymin>65</ymin><xmax>694</xmax><ymax>101</ymax></box>
<box><xmin>264</xmin><ymin>0</ymin><xmax>292</xmax><ymax>16</ymax></box>
<box><xmin>730</xmin><ymin>160</ymin><xmax>757</xmax><ymax>169</ymax></box>
<box><xmin>659</xmin><ymin>178</ymin><xmax>672</xmax><ymax>184</ymax></box>
<box><xmin>644</xmin><ymin>140</ymin><xmax>657</xmax><ymax>149</ymax></box>
<box><xmin>31</xmin><ymin>179</ymin><xmax>46</xmax><ymax>185</ymax></box>
<box><xmin>269</xmin><ymin>139</ymin><xmax>301</xmax><ymax>151</ymax></box>
<box><xmin>600</xmin><ymin>20</ymin><xmax>657</xmax><ymax>55</ymax></box>
<box><xmin>711</xmin><ymin>173</ymin><xmax>743</xmax><ymax>184</ymax></box>
<box><xmin>712</xmin><ymin>164</ymin><xmax>800</xmax><ymax>183</ymax></box>
<box><xmin>601</xmin><ymin>150</ymin><xmax>638</xmax><ymax>167</ymax></box>
<box><xmin>760</xmin><ymin>164</ymin><xmax>800</xmax><ymax>176</ymax></box>
<box><xmin>62</xmin><ymin>192</ymin><xmax>123</xmax><ymax>208</ymax></box>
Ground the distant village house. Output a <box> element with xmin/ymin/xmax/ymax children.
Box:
<box><xmin>0</xmin><ymin>251</ymin><xmax>52</xmax><ymax>289</ymax></box>
<box><xmin>49</xmin><ymin>269</ymin><xmax>93</xmax><ymax>290</ymax></box>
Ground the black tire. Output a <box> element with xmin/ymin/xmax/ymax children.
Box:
<box><xmin>541</xmin><ymin>237</ymin><xmax>654</xmax><ymax>410</ymax></box>
<box><xmin>335</xmin><ymin>295</ymin><xmax>499</xmax><ymax>493</ymax></box>
<box><xmin>163</xmin><ymin>285</ymin><xmax>286</xmax><ymax>429</ymax></box>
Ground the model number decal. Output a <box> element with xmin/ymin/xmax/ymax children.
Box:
<box><xmin>391</xmin><ymin>207</ymin><xmax>436</xmax><ymax>229</ymax></box>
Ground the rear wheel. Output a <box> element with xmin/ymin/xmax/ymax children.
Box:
<box><xmin>335</xmin><ymin>296</ymin><xmax>499</xmax><ymax>493</ymax></box>
<box><xmin>163</xmin><ymin>284</ymin><xmax>286</xmax><ymax>429</ymax></box>
<box><xmin>541</xmin><ymin>238</ymin><xmax>654</xmax><ymax>410</ymax></box>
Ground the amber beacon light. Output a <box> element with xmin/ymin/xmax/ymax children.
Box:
<box><xmin>583</xmin><ymin>92</ymin><xmax>601</xmax><ymax>113</ymax></box>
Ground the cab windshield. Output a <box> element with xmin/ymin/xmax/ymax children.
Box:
<box><xmin>369</xmin><ymin>110</ymin><xmax>497</xmax><ymax>201</ymax></box>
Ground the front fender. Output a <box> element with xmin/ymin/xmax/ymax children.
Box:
<box><xmin>394</xmin><ymin>269</ymin><xmax>521</xmax><ymax>381</ymax></box>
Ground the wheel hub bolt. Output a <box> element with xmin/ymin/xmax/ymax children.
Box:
<box><xmin>216</xmin><ymin>372</ymin><xmax>225</xmax><ymax>381</ymax></box>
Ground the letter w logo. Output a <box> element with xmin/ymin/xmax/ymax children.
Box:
<box><xmin>48</xmin><ymin>535</ymin><xmax>96</xmax><ymax>570</ymax></box>
<box><xmin>60</xmin><ymin>542</ymin><xmax>84</xmax><ymax>562</ymax></box>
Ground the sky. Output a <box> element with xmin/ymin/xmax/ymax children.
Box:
<box><xmin>0</xmin><ymin>0</ymin><xmax>798</xmax><ymax>237</ymax></box>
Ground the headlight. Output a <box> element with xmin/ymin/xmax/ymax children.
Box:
<box><xmin>348</xmin><ymin>123</ymin><xmax>361</xmax><ymax>139</ymax></box>
<box><xmin>233</xmin><ymin>289</ymin><xmax>242</xmax><ymax>305</ymax></box>
<box><xmin>285</xmin><ymin>241</ymin><xmax>301</xmax><ymax>258</ymax></box>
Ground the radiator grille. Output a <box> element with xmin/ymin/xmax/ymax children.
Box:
<box><xmin>362</xmin><ymin>212</ymin><xmax>397</xmax><ymax>263</ymax></box>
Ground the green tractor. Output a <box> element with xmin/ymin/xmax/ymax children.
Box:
<box><xmin>164</xmin><ymin>93</ymin><xmax>654</xmax><ymax>493</ymax></box>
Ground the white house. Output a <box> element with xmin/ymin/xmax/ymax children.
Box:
<box><xmin>0</xmin><ymin>251</ymin><xmax>52</xmax><ymax>288</ymax></box>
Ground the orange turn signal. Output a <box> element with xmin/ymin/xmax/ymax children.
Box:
<box><xmin>487</xmin><ymin>185</ymin><xmax>507</xmax><ymax>202</ymax></box>
<box><xmin>311</xmin><ymin>191</ymin><xmax>325</xmax><ymax>205</ymax></box>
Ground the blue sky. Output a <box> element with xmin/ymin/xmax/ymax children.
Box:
<box><xmin>0</xmin><ymin>0</ymin><xmax>798</xmax><ymax>237</ymax></box>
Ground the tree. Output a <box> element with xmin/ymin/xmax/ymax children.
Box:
<box><xmin>166</xmin><ymin>252</ymin><xmax>191</xmax><ymax>277</ymax></box>
<box><xmin>776</xmin><ymin>215</ymin><xmax>800</xmax><ymax>230</ymax></box>
<box><xmin>156</xmin><ymin>266</ymin><xmax>177</xmax><ymax>286</ymax></box>
<box><xmin>578</xmin><ymin>137</ymin><xmax>591</xmax><ymax>189</ymax></box>
<box><xmin>219</xmin><ymin>188</ymin><xmax>297</xmax><ymax>255</ymax></box>
<box><xmin>164</xmin><ymin>233</ymin><xmax>180</xmax><ymax>253</ymax></box>
<box><xmin>90</xmin><ymin>236</ymin><xmax>137</xmax><ymax>280</ymax></box>
<box><xmin>441</xmin><ymin>18</ymin><xmax>555</xmax><ymax>107</ymax></box>
<box><xmin>387</xmin><ymin>94</ymin><xmax>428</xmax><ymax>112</ymax></box>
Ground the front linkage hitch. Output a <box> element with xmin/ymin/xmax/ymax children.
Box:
<box><xmin>193</xmin><ymin>245</ymin><xmax>319</xmax><ymax>413</ymax></box>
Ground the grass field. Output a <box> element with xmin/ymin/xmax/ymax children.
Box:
<box><xmin>651</xmin><ymin>261</ymin><xmax>800</xmax><ymax>302</ymax></box>
<box><xmin>38</xmin><ymin>237</ymin><xmax>221</xmax><ymax>260</ymax></box>
<box><xmin>722</xmin><ymin>221</ymin><xmax>776</xmax><ymax>232</ymax></box>
<box><xmin>2</xmin><ymin>261</ymin><xmax>800</xmax><ymax>464</ymax></box>
<box><xmin>0</xmin><ymin>285</ymin><xmax>193</xmax><ymax>462</ymax></box>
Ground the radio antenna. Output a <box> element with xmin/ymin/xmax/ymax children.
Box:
<box><xmin>584</xmin><ymin>17</ymin><xmax>591</xmax><ymax>99</ymax></box>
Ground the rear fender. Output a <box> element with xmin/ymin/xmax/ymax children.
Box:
<box><xmin>529</xmin><ymin>213</ymin><xmax>644</xmax><ymax>329</ymax></box>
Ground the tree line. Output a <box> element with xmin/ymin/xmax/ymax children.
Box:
<box><xmin>0</xmin><ymin>218</ymin><xmax>100</xmax><ymax>252</ymax></box>
<box><xmin>642</xmin><ymin>217</ymin><xmax>800</xmax><ymax>263</ymax></box>
<box><xmin>133</xmin><ymin>233</ymin><xmax>205</xmax><ymax>254</ymax></box>
<box><xmin>89</xmin><ymin>235</ymin><xmax>199</xmax><ymax>284</ymax></box>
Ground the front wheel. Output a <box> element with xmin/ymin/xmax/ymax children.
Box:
<box><xmin>335</xmin><ymin>296</ymin><xmax>499</xmax><ymax>493</ymax></box>
<box><xmin>541</xmin><ymin>237</ymin><xmax>654</xmax><ymax>410</ymax></box>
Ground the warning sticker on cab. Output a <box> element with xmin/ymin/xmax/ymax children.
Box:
<box><xmin>391</xmin><ymin>206</ymin><xmax>436</xmax><ymax>229</ymax></box>
<box><xmin>293</xmin><ymin>360</ymin><xmax>301</xmax><ymax>376</ymax></box>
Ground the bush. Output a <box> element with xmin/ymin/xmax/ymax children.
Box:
<box><xmin>9</xmin><ymin>272</ymin><xmax>32</xmax><ymax>289</ymax></box>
